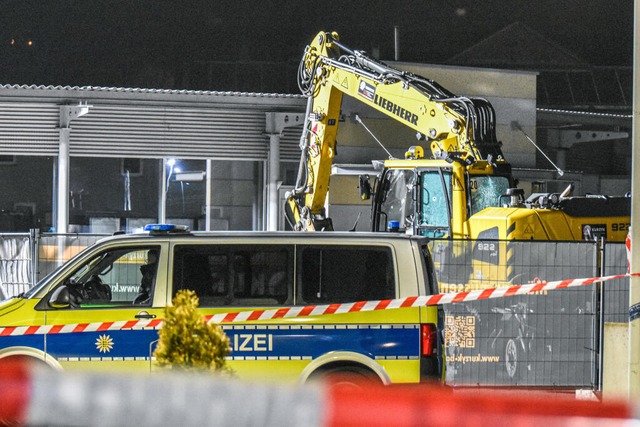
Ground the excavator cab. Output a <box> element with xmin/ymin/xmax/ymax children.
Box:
<box><xmin>372</xmin><ymin>163</ymin><xmax>512</xmax><ymax>238</ymax></box>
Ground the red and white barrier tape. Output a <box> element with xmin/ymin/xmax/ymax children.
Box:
<box><xmin>0</xmin><ymin>358</ymin><xmax>636</xmax><ymax>426</ymax></box>
<box><xmin>627</xmin><ymin>231</ymin><xmax>632</xmax><ymax>273</ymax></box>
<box><xmin>0</xmin><ymin>272</ymin><xmax>637</xmax><ymax>337</ymax></box>
<box><xmin>205</xmin><ymin>272</ymin><xmax>640</xmax><ymax>325</ymax></box>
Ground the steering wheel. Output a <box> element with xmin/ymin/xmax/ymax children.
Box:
<box><xmin>67</xmin><ymin>280</ymin><xmax>85</xmax><ymax>308</ymax></box>
<box><xmin>83</xmin><ymin>275</ymin><xmax>112</xmax><ymax>302</ymax></box>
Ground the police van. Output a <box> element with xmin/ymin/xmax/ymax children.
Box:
<box><xmin>0</xmin><ymin>226</ymin><xmax>442</xmax><ymax>384</ymax></box>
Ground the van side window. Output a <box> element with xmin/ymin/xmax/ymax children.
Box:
<box><xmin>173</xmin><ymin>245</ymin><xmax>291</xmax><ymax>306</ymax></box>
<box><xmin>298</xmin><ymin>246</ymin><xmax>395</xmax><ymax>304</ymax></box>
<box><xmin>173</xmin><ymin>252</ymin><xmax>219</xmax><ymax>299</ymax></box>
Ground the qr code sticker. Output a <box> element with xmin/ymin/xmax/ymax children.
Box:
<box><xmin>444</xmin><ymin>315</ymin><xmax>476</xmax><ymax>348</ymax></box>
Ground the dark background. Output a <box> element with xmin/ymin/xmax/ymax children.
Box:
<box><xmin>0</xmin><ymin>0</ymin><xmax>633</xmax><ymax>91</ymax></box>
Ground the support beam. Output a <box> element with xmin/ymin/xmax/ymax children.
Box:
<box><xmin>268</xmin><ymin>133</ymin><xmax>280</xmax><ymax>231</ymax></box>
<box><xmin>629</xmin><ymin>0</ymin><xmax>640</xmax><ymax>399</ymax></box>
<box><xmin>265</xmin><ymin>112</ymin><xmax>305</xmax><ymax>231</ymax></box>
<box><xmin>205</xmin><ymin>159</ymin><xmax>212</xmax><ymax>231</ymax></box>
<box><xmin>556</xmin><ymin>130</ymin><xmax>628</xmax><ymax>146</ymax></box>
<box><xmin>55</xmin><ymin>104</ymin><xmax>90</xmax><ymax>233</ymax></box>
<box><xmin>546</xmin><ymin>128</ymin><xmax>629</xmax><ymax>173</ymax></box>
<box><xmin>158</xmin><ymin>159</ymin><xmax>167</xmax><ymax>224</ymax></box>
<box><xmin>56</xmin><ymin>128</ymin><xmax>70</xmax><ymax>233</ymax></box>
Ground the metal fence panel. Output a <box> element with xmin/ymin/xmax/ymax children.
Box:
<box><xmin>0</xmin><ymin>233</ymin><xmax>31</xmax><ymax>298</ymax></box>
<box><xmin>36</xmin><ymin>234</ymin><xmax>109</xmax><ymax>281</ymax></box>
<box><xmin>429</xmin><ymin>239</ymin><xmax>600</xmax><ymax>388</ymax></box>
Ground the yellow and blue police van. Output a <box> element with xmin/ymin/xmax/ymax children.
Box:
<box><xmin>0</xmin><ymin>225</ymin><xmax>442</xmax><ymax>384</ymax></box>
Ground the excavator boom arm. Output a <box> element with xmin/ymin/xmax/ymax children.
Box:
<box><xmin>285</xmin><ymin>31</ymin><xmax>505</xmax><ymax>231</ymax></box>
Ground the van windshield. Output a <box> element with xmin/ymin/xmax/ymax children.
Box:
<box><xmin>22</xmin><ymin>241</ymin><xmax>102</xmax><ymax>299</ymax></box>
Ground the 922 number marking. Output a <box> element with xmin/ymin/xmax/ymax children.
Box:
<box><xmin>612</xmin><ymin>223</ymin><xmax>631</xmax><ymax>232</ymax></box>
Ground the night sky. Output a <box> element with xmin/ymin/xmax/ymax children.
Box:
<box><xmin>0</xmin><ymin>0</ymin><xmax>633</xmax><ymax>91</ymax></box>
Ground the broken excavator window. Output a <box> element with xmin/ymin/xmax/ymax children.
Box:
<box><xmin>469</xmin><ymin>175</ymin><xmax>511</xmax><ymax>215</ymax></box>
<box><xmin>378</xmin><ymin>169</ymin><xmax>415</xmax><ymax>231</ymax></box>
<box><xmin>420</xmin><ymin>171</ymin><xmax>451</xmax><ymax>230</ymax></box>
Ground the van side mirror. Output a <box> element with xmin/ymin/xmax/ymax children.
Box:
<box><xmin>49</xmin><ymin>285</ymin><xmax>71</xmax><ymax>309</ymax></box>
<box><xmin>359</xmin><ymin>175</ymin><xmax>371</xmax><ymax>200</ymax></box>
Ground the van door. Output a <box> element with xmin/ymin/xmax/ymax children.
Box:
<box><xmin>171</xmin><ymin>243</ymin><xmax>295</xmax><ymax>381</ymax></box>
<box><xmin>38</xmin><ymin>243</ymin><xmax>168</xmax><ymax>371</ymax></box>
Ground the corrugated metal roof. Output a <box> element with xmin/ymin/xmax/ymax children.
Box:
<box><xmin>0</xmin><ymin>84</ymin><xmax>307</xmax><ymax>109</ymax></box>
<box><xmin>0</xmin><ymin>85</ymin><xmax>307</xmax><ymax>158</ymax></box>
<box><xmin>0</xmin><ymin>83</ymin><xmax>304</xmax><ymax>98</ymax></box>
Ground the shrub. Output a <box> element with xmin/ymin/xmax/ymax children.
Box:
<box><xmin>154</xmin><ymin>289</ymin><xmax>231</xmax><ymax>372</ymax></box>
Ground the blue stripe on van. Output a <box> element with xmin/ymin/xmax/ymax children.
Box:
<box><xmin>0</xmin><ymin>335</ymin><xmax>45</xmax><ymax>352</ymax></box>
<box><xmin>16</xmin><ymin>324</ymin><xmax>420</xmax><ymax>361</ymax></box>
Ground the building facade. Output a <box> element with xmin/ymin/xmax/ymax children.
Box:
<box><xmin>0</xmin><ymin>85</ymin><xmax>307</xmax><ymax>233</ymax></box>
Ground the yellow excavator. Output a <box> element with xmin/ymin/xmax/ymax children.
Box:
<box><xmin>284</xmin><ymin>31</ymin><xmax>630</xmax><ymax>285</ymax></box>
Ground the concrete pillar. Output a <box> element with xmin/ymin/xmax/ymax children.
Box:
<box><xmin>56</xmin><ymin>104</ymin><xmax>90</xmax><ymax>233</ymax></box>
<box><xmin>629</xmin><ymin>0</ymin><xmax>640</xmax><ymax>399</ymax></box>
<box><xmin>56</xmin><ymin>128</ymin><xmax>70</xmax><ymax>233</ymax></box>
<box><xmin>159</xmin><ymin>159</ymin><xmax>167</xmax><ymax>224</ymax></box>
<box><xmin>205</xmin><ymin>159</ymin><xmax>212</xmax><ymax>231</ymax></box>
<box><xmin>603</xmin><ymin>323</ymin><xmax>629</xmax><ymax>400</ymax></box>
<box><xmin>265</xmin><ymin>112</ymin><xmax>305</xmax><ymax>231</ymax></box>
<box><xmin>267</xmin><ymin>133</ymin><xmax>280</xmax><ymax>231</ymax></box>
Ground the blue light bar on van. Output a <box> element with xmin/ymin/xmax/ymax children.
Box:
<box><xmin>144</xmin><ymin>224</ymin><xmax>190</xmax><ymax>233</ymax></box>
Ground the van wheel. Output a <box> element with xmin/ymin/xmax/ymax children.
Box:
<box><xmin>308</xmin><ymin>366</ymin><xmax>381</xmax><ymax>391</ymax></box>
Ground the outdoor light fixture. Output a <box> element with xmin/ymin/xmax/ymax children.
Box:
<box><xmin>174</xmin><ymin>171</ymin><xmax>205</xmax><ymax>182</ymax></box>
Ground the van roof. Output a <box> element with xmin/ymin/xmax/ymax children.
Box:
<box><xmin>99</xmin><ymin>230</ymin><xmax>430</xmax><ymax>244</ymax></box>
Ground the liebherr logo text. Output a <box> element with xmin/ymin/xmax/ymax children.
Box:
<box><xmin>373</xmin><ymin>94</ymin><xmax>418</xmax><ymax>125</ymax></box>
